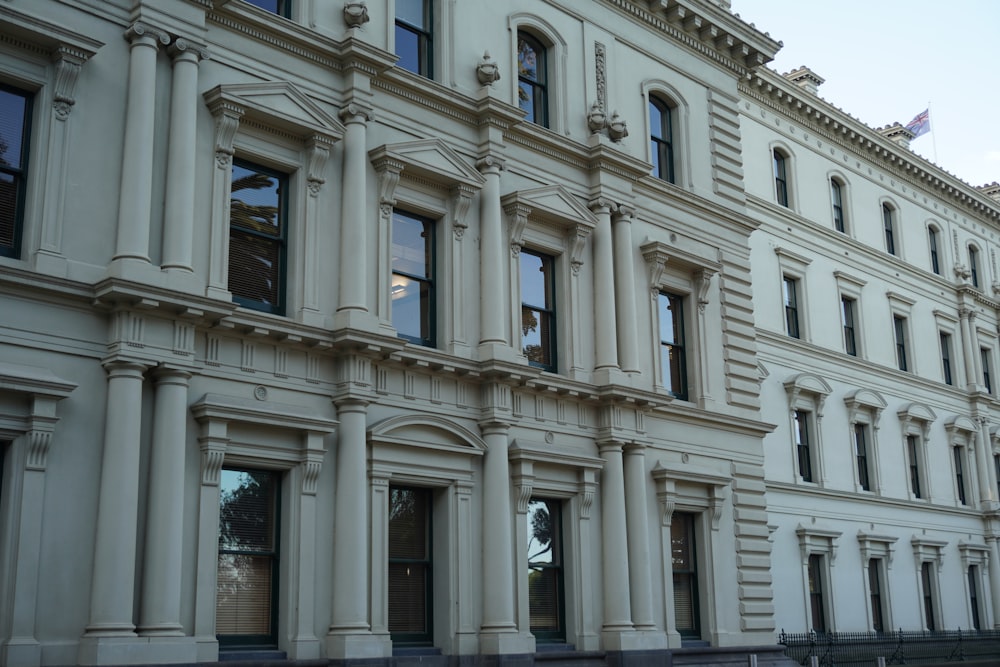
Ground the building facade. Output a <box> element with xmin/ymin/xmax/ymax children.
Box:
<box><xmin>0</xmin><ymin>1</ymin><xmax>997</xmax><ymax>667</ymax></box>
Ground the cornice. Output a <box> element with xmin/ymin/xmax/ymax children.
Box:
<box><xmin>768</xmin><ymin>480</ymin><xmax>984</xmax><ymax>521</ymax></box>
<box><xmin>598</xmin><ymin>0</ymin><xmax>779</xmax><ymax>76</ymax></box>
<box><xmin>741</xmin><ymin>69</ymin><xmax>1000</xmax><ymax>226</ymax></box>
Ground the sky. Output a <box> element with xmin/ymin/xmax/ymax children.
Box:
<box><xmin>730</xmin><ymin>0</ymin><xmax>1000</xmax><ymax>188</ymax></box>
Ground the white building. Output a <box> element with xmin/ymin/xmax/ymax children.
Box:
<box><xmin>0</xmin><ymin>1</ymin><xmax>996</xmax><ymax>667</ymax></box>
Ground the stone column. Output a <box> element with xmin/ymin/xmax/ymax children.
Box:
<box><xmin>139</xmin><ymin>368</ymin><xmax>191</xmax><ymax>635</ymax></box>
<box><xmin>84</xmin><ymin>361</ymin><xmax>148</xmax><ymax>637</ymax></box>
<box><xmin>989</xmin><ymin>535</ymin><xmax>1000</xmax><ymax>629</ymax></box>
<box><xmin>479</xmin><ymin>420</ymin><xmax>526</xmax><ymax>653</ymax></box>
<box><xmin>598</xmin><ymin>441</ymin><xmax>635</xmax><ymax>645</ymax></box>
<box><xmin>960</xmin><ymin>307</ymin><xmax>979</xmax><ymax>391</ymax></box>
<box><xmin>589</xmin><ymin>199</ymin><xmax>619</xmax><ymax>372</ymax></box>
<box><xmin>623</xmin><ymin>443</ymin><xmax>658</xmax><ymax>635</ymax></box>
<box><xmin>975</xmin><ymin>415</ymin><xmax>995</xmax><ymax>504</ymax></box>
<box><xmin>327</xmin><ymin>398</ymin><xmax>385</xmax><ymax>657</ymax></box>
<box><xmin>334</xmin><ymin>105</ymin><xmax>375</xmax><ymax>330</ymax></box>
<box><xmin>162</xmin><ymin>40</ymin><xmax>205</xmax><ymax>280</ymax></box>
<box><xmin>612</xmin><ymin>207</ymin><xmax>639</xmax><ymax>374</ymax></box>
<box><xmin>113</xmin><ymin>24</ymin><xmax>168</xmax><ymax>273</ymax></box>
<box><xmin>478</xmin><ymin>157</ymin><xmax>507</xmax><ymax>349</ymax></box>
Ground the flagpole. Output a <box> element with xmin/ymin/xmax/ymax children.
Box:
<box><xmin>928</xmin><ymin>100</ymin><xmax>938</xmax><ymax>163</ymax></box>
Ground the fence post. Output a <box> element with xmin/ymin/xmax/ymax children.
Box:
<box><xmin>809</xmin><ymin>657</ymin><xmax>818</xmax><ymax>667</ymax></box>
<box><xmin>747</xmin><ymin>655</ymin><xmax>757</xmax><ymax>667</ymax></box>
<box><xmin>877</xmin><ymin>657</ymin><xmax>886</xmax><ymax>667</ymax></box>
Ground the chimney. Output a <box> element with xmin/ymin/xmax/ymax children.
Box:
<box><xmin>783</xmin><ymin>66</ymin><xmax>824</xmax><ymax>95</ymax></box>
<box><xmin>977</xmin><ymin>182</ymin><xmax>1000</xmax><ymax>204</ymax></box>
<box><xmin>878</xmin><ymin>122</ymin><xmax>915</xmax><ymax>150</ymax></box>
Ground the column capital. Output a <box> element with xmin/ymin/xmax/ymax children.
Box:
<box><xmin>476</xmin><ymin>154</ymin><xmax>506</xmax><ymax>174</ymax></box>
<box><xmin>168</xmin><ymin>38</ymin><xmax>210</xmax><ymax>61</ymax></box>
<box><xmin>124</xmin><ymin>22</ymin><xmax>170</xmax><ymax>48</ymax></box>
<box><xmin>612</xmin><ymin>204</ymin><xmax>635</xmax><ymax>221</ymax></box>
<box><xmin>588</xmin><ymin>197</ymin><xmax>617</xmax><ymax>215</ymax></box>
<box><xmin>339</xmin><ymin>103</ymin><xmax>374</xmax><ymax>124</ymax></box>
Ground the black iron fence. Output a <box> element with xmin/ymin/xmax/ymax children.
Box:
<box><xmin>778</xmin><ymin>628</ymin><xmax>1000</xmax><ymax>666</ymax></box>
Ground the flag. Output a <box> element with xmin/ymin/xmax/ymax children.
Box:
<box><xmin>905</xmin><ymin>108</ymin><xmax>930</xmax><ymax>138</ymax></box>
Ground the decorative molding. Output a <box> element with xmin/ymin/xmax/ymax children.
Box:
<box><xmin>476</xmin><ymin>51</ymin><xmax>500</xmax><ymax>86</ymax></box>
<box><xmin>343</xmin><ymin>0</ymin><xmax>369</xmax><ymax>28</ymax></box>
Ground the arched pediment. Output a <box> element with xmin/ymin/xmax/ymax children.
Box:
<box><xmin>368</xmin><ymin>139</ymin><xmax>486</xmax><ymax>189</ymax></box>
<box><xmin>844</xmin><ymin>388</ymin><xmax>886</xmax><ymax>425</ymax></box>
<box><xmin>785</xmin><ymin>372</ymin><xmax>832</xmax><ymax>398</ymax></box>
<box><xmin>945</xmin><ymin>415</ymin><xmax>978</xmax><ymax>435</ymax></box>
<box><xmin>501</xmin><ymin>185</ymin><xmax>598</xmax><ymax>231</ymax></box>
<box><xmin>898</xmin><ymin>402</ymin><xmax>936</xmax><ymax>425</ymax></box>
<box><xmin>368</xmin><ymin>414</ymin><xmax>486</xmax><ymax>454</ymax></box>
<box><xmin>203</xmin><ymin>81</ymin><xmax>344</xmax><ymax>141</ymax></box>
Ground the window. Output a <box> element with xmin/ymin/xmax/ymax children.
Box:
<box><xmin>783</xmin><ymin>276</ymin><xmax>800</xmax><ymax>338</ymax></box>
<box><xmin>954</xmin><ymin>446</ymin><xmax>968</xmax><ymax>505</ymax></box>
<box><xmin>229</xmin><ymin>160</ymin><xmax>288</xmax><ymax>315</ymax></box>
<box><xmin>0</xmin><ymin>85</ymin><xmax>32</xmax><ymax>259</ymax></box>
<box><xmin>517</xmin><ymin>32</ymin><xmax>548</xmax><ymax>127</ymax></box>
<box><xmin>841</xmin><ymin>296</ymin><xmax>858</xmax><ymax>356</ymax></box>
<box><xmin>794</xmin><ymin>410</ymin><xmax>814</xmax><ymax>482</ymax></box>
<box><xmin>995</xmin><ymin>453</ymin><xmax>1000</xmax><ymax>499</ymax></box>
<box><xmin>649</xmin><ymin>96</ymin><xmax>675</xmax><ymax>183</ymax></box>
<box><xmin>940</xmin><ymin>333</ymin><xmax>954</xmax><ymax>385</ymax></box>
<box><xmin>868</xmin><ymin>559</ymin><xmax>885</xmax><ymax>632</ymax></box>
<box><xmin>773</xmin><ymin>150</ymin><xmax>789</xmax><ymax>207</ymax></box>
<box><xmin>893</xmin><ymin>315</ymin><xmax>908</xmax><ymax>371</ymax></box>
<box><xmin>242</xmin><ymin>0</ymin><xmax>290</xmax><ymax>16</ymax></box>
<box><xmin>921</xmin><ymin>562</ymin><xmax>937</xmax><ymax>631</ymax></box>
<box><xmin>395</xmin><ymin>0</ymin><xmax>432</xmax><ymax>77</ymax></box>
<box><xmin>969</xmin><ymin>564</ymin><xmax>983</xmax><ymax>630</ymax></box>
<box><xmin>527</xmin><ymin>498</ymin><xmax>564</xmax><ymax>642</ymax></box>
<box><xmin>855</xmin><ymin>423</ymin><xmax>873</xmax><ymax>492</ymax></box>
<box><xmin>807</xmin><ymin>554</ymin><xmax>827</xmax><ymax>632</ymax></box>
<box><xmin>520</xmin><ymin>250</ymin><xmax>556</xmax><ymax>371</ymax></box>
<box><xmin>391</xmin><ymin>210</ymin><xmax>435</xmax><ymax>346</ymax></box>
<box><xmin>982</xmin><ymin>347</ymin><xmax>994</xmax><ymax>394</ymax></box>
<box><xmin>929</xmin><ymin>227</ymin><xmax>941</xmax><ymax>274</ymax></box>
<box><xmin>906</xmin><ymin>435</ymin><xmax>923</xmax><ymax>499</ymax></box>
<box><xmin>388</xmin><ymin>486</ymin><xmax>433</xmax><ymax>645</ymax></box>
<box><xmin>217</xmin><ymin>468</ymin><xmax>279</xmax><ymax>647</ymax></box>
<box><xmin>657</xmin><ymin>292</ymin><xmax>687</xmax><ymax>399</ymax></box>
<box><xmin>671</xmin><ymin>512</ymin><xmax>701</xmax><ymax>638</ymax></box>
<box><xmin>882</xmin><ymin>204</ymin><xmax>897</xmax><ymax>256</ymax></box>
<box><xmin>830</xmin><ymin>179</ymin><xmax>845</xmax><ymax>232</ymax></box>
<box><xmin>969</xmin><ymin>245</ymin><xmax>981</xmax><ymax>288</ymax></box>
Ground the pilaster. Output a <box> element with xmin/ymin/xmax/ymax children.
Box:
<box><xmin>590</xmin><ymin>198</ymin><xmax>619</xmax><ymax>372</ymax></box>
<box><xmin>612</xmin><ymin>206</ymin><xmax>639</xmax><ymax>374</ymax></box>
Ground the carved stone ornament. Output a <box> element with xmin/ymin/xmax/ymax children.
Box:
<box><xmin>476</xmin><ymin>51</ymin><xmax>501</xmax><ymax>86</ymax></box>
<box><xmin>343</xmin><ymin>1</ymin><xmax>370</xmax><ymax>28</ymax></box>
<box><xmin>587</xmin><ymin>101</ymin><xmax>607</xmax><ymax>134</ymax></box>
<box><xmin>607</xmin><ymin>111</ymin><xmax>628</xmax><ymax>142</ymax></box>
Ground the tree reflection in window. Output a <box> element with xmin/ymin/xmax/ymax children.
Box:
<box><xmin>517</xmin><ymin>32</ymin><xmax>548</xmax><ymax>127</ymax></box>
<box><xmin>229</xmin><ymin>160</ymin><xmax>287</xmax><ymax>315</ymax></box>
<box><xmin>527</xmin><ymin>498</ymin><xmax>564</xmax><ymax>641</ymax></box>
<box><xmin>520</xmin><ymin>250</ymin><xmax>555</xmax><ymax>371</ymax></box>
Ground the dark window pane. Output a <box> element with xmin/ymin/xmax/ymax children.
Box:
<box><xmin>395</xmin><ymin>25</ymin><xmax>421</xmax><ymax>74</ymax></box>
<box><xmin>242</xmin><ymin>0</ymin><xmax>290</xmax><ymax>17</ymax></box>
<box><xmin>671</xmin><ymin>513</ymin><xmax>699</xmax><ymax>637</ymax></box>
<box><xmin>229</xmin><ymin>161</ymin><xmax>286</xmax><ymax>314</ymax></box>
<box><xmin>388</xmin><ymin>487</ymin><xmax>432</xmax><ymax>644</ymax></box>
<box><xmin>0</xmin><ymin>88</ymin><xmax>28</xmax><ymax>170</ymax></box>
<box><xmin>521</xmin><ymin>251</ymin><xmax>555</xmax><ymax>370</ymax></box>
<box><xmin>396</xmin><ymin>0</ymin><xmax>426</xmax><ymax>27</ymax></box>
<box><xmin>392</xmin><ymin>211</ymin><xmax>434</xmax><ymax>345</ymax></box>
<box><xmin>527</xmin><ymin>498</ymin><xmax>563</xmax><ymax>641</ymax></box>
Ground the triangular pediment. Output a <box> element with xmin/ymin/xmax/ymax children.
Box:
<box><xmin>369</xmin><ymin>139</ymin><xmax>485</xmax><ymax>189</ymax></box>
<box><xmin>501</xmin><ymin>185</ymin><xmax>598</xmax><ymax>230</ymax></box>
<box><xmin>204</xmin><ymin>82</ymin><xmax>344</xmax><ymax>141</ymax></box>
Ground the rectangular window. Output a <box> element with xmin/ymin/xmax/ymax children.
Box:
<box><xmin>970</xmin><ymin>246</ymin><xmax>980</xmax><ymax>288</ymax></box>
<box><xmin>389</xmin><ymin>486</ymin><xmax>433</xmax><ymax>645</ymax></box>
<box><xmin>794</xmin><ymin>410</ymin><xmax>813</xmax><ymax>482</ymax></box>
<box><xmin>527</xmin><ymin>498</ymin><xmax>564</xmax><ymax>642</ymax></box>
<box><xmin>969</xmin><ymin>564</ymin><xmax>982</xmax><ymax>630</ymax></box>
<box><xmin>783</xmin><ymin>276</ymin><xmax>800</xmax><ymax>339</ymax></box>
<box><xmin>893</xmin><ymin>316</ymin><xmax>908</xmax><ymax>371</ymax></box>
<box><xmin>517</xmin><ymin>32</ymin><xmax>548</xmax><ymax>127</ymax></box>
<box><xmin>995</xmin><ymin>454</ymin><xmax>1000</xmax><ymax>499</ymax></box>
<box><xmin>855</xmin><ymin>423</ymin><xmax>871</xmax><ymax>492</ymax></box>
<box><xmin>217</xmin><ymin>468</ymin><xmax>280</xmax><ymax>647</ymax></box>
<box><xmin>921</xmin><ymin>562</ymin><xmax>936</xmax><ymax>631</ymax></box>
<box><xmin>671</xmin><ymin>512</ymin><xmax>700</xmax><ymax>638</ymax></box>
<box><xmin>807</xmin><ymin>554</ymin><xmax>826</xmax><ymax>632</ymax></box>
<box><xmin>229</xmin><ymin>160</ymin><xmax>288</xmax><ymax>315</ymax></box>
<box><xmin>649</xmin><ymin>97</ymin><xmax>675</xmax><ymax>183</ymax></box>
<box><xmin>831</xmin><ymin>180</ymin><xmax>845</xmax><ymax>232</ymax></box>
<box><xmin>883</xmin><ymin>205</ymin><xmax>896</xmax><ymax>256</ymax></box>
<box><xmin>395</xmin><ymin>0</ymin><xmax>432</xmax><ymax>77</ymax></box>
<box><xmin>941</xmin><ymin>333</ymin><xmax>954</xmax><ymax>385</ymax></box>
<box><xmin>773</xmin><ymin>151</ymin><xmax>789</xmax><ymax>207</ymax></box>
<box><xmin>982</xmin><ymin>347</ymin><xmax>993</xmax><ymax>394</ymax></box>
<box><xmin>391</xmin><ymin>210</ymin><xmax>435</xmax><ymax>346</ymax></box>
<box><xmin>869</xmin><ymin>559</ymin><xmax>885</xmax><ymax>632</ymax></box>
<box><xmin>954</xmin><ymin>447</ymin><xmax>968</xmax><ymax>505</ymax></box>
<box><xmin>657</xmin><ymin>292</ymin><xmax>687</xmax><ymax>400</ymax></box>
<box><xmin>841</xmin><ymin>296</ymin><xmax>858</xmax><ymax>356</ymax></box>
<box><xmin>0</xmin><ymin>85</ymin><xmax>32</xmax><ymax>259</ymax></box>
<box><xmin>929</xmin><ymin>228</ymin><xmax>941</xmax><ymax>275</ymax></box>
<box><xmin>521</xmin><ymin>250</ymin><xmax>556</xmax><ymax>371</ymax></box>
<box><xmin>907</xmin><ymin>435</ymin><xmax>923</xmax><ymax>499</ymax></box>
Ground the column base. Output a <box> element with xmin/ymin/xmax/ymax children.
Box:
<box><xmin>78</xmin><ymin>636</ymin><xmax>197</xmax><ymax>665</ymax></box>
<box><xmin>287</xmin><ymin>637</ymin><xmax>321</xmax><ymax>660</ymax></box>
<box><xmin>325</xmin><ymin>630</ymin><xmax>391</xmax><ymax>659</ymax></box>
<box><xmin>478</xmin><ymin>630</ymin><xmax>535</xmax><ymax>655</ymax></box>
<box><xmin>296</xmin><ymin>307</ymin><xmax>327</xmax><ymax>329</ymax></box>
<box><xmin>331</xmin><ymin>308</ymin><xmax>380</xmax><ymax>334</ymax></box>
<box><xmin>592</xmin><ymin>367</ymin><xmax>628</xmax><ymax>387</ymax></box>
<box><xmin>477</xmin><ymin>342</ymin><xmax>518</xmax><ymax>364</ymax></box>
<box><xmin>107</xmin><ymin>256</ymin><xmax>160</xmax><ymax>284</ymax></box>
<box><xmin>33</xmin><ymin>250</ymin><xmax>68</xmax><ymax>279</ymax></box>
<box><xmin>161</xmin><ymin>267</ymin><xmax>203</xmax><ymax>295</ymax></box>
<box><xmin>2</xmin><ymin>637</ymin><xmax>40</xmax><ymax>667</ymax></box>
<box><xmin>601</xmin><ymin>629</ymin><xmax>651</xmax><ymax>651</ymax></box>
<box><xmin>451</xmin><ymin>632</ymin><xmax>480</xmax><ymax>655</ymax></box>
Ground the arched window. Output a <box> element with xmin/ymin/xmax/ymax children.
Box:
<box><xmin>830</xmin><ymin>178</ymin><xmax>846</xmax><ymax>232</ymax></box>
<box><xmin>517</xmin><ymin>31</ymin><xmax>548</xmax><ymax>127</ymax></box>
<box><xmin>882</xmin><ymin>204</ymin><xmax>897</xmax><ymax>256</ymax></box>
<box><xmin>649</xmin><ymin>95</ymin><xmax>675</xmax><ymax>183</ymax></box>
<box><xmin>928</xmin><ymin>226</ymin><xmax>941</xmax><ymax>275</ymax></box>
<box><xmin>773</xmin><ymin>149</ymin><xmax>790</xmax><ymax>207</ymax></box>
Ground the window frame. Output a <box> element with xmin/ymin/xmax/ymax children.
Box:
<box><xmin>858</xmin><ymin>533</ymin><xmax>897</xmax><ymax>633</ymax></box>
<box><xmin>841</xmin><ymin>296</ymin><xmax>858</xmax><ymax>357</ymax></box>
<box><xmin>982</xmin><ymin>346</ymin><xmax>994</xmax><ymax>394</ymax></box>
<box><xmin>387</xmin><ymin>484</ymin><xmax>434</xmax><ymax>646</ymax></box>
<box><xmin>959</xmin><ymin>544</ymin><xmax>990</xmax><ymax>632</ymax></box>
<box><xmin>893</xmin><ymin>315</ymin><xmax>909</xmax><ymax>372</ymax></box>
<box><xmin>940</xmin><ymin>331</ymin><xmax>955</xmax><ymax>386</ymax></box>
<box><xmin>796</xmin><ymin>526</ymin><xmax>840</xmax><ymax>634</ymax></box>
<box><xmin>845</xmin><ymin>389</ymin><xmax>886</xmax><ymax>494</ymax></box>
<box><xmin>516</xmin><ymin>30</ymin><xmax>549</xmax><ymax>128</ymax></box>
<box><xmin>0</xmin><ymin>83</ymin><xmax>33</xmax><ymax>260</ymax></box>
<box><xmin>945</xmin><ymin>417</ymin><xmax>978</xmax><ymax>508</ymax></box>
<box><xmin>882</xmin><ymin>203</ymin><xmax>897</xmax><ymax>256</ymax></box>
<box><xmin>519</xmin><ymin>248</ymin><xmax>557</xmax><ymax>372</ymax></box>
<box><xmin>391</xmin><ymin>208</ymin><xmax>437</xmax><ymax>347</ymax></box>
<box><xmin>670</xmin><ymin>512</ymin><xmax>702</xmax><ymax>639</ymax></box>
<box><xmin>921</xmin><ymin>561</ymin><xmax>938</xmax><ymax>631</ymax></box>
<box><xmin>394</xmin><ymin>0</ymin><xmax>434</xmax><ymax>78</ymax></box>
<box><xmin>526</xmin><ymin>496</ymin><xmax>566</xmax><ymax>643</ymax></box>
<box><xmin>241</xmin><ymin>0</ymin><xmax>291</xmax><ymax>17</ymax></box>
<box><xmin>783</xmin><ymin>276</ymin><xmax>801</xmax><ymax>339</ymax></box>
<box><xmin>657</xmin><ymin>291</ymin><xmax>688</xmax><ymax>400</ymax></box>
<box><xmin>830</xmin><ymin>178</ymin><xmax>846</xmax><ymax>233</ymax></box>
<box><xmin>785</xmin><ymin>373</ymin><xmax>831</xmax><ymax>487</ymax></box>
<box><xmin>969</xmin><ymin>244</ymin><xmax>982</xmax><ymax>288</ymax></box>
<box><xmin>773</xmin><ymin>149</ymin><xmax>790</xmax><ymax>207</ymax></box>
<box><xmin>928</xmin><ymin>225</ymin><xmax>942</xmax><ymax>275</ymax></box>
<box><xmin>649</xmin><ymin>95</ymin><xmax>675</xmax><ymax>184</ymax></box>
<box><xmin>793</xmin><ymin>409</ymin><xmax>815</xmax><ymax>483</ymax></box>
